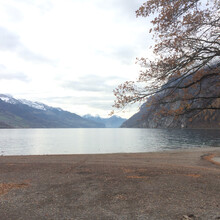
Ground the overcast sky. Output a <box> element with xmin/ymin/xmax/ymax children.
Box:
<box><xmin>0</xmin><ymin>0</ymin><xmax>153</xmax><ymax>118</ymax></box>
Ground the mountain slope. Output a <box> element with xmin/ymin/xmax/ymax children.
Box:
<box><xmin>121</xmin><ymin>74</ymin><xmax>220</xmax><ymax>129</ymax></box>
<box><xmin>0</xmin><ymin>94</ymin><xmax>105</xmax><ymax>128</ymax></box>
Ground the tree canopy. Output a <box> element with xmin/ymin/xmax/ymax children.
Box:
<box><xmin>113</xmin><ymin>0</ymin><xmax>220</xmax><ymax>116</ymax></box>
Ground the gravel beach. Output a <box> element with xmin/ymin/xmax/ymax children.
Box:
<box><xmin>0</xmin><ymin>148</ymin><xmax>220</xmax><ymax>220</ymax></box>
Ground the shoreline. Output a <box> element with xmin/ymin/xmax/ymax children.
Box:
<box><xmin>0</xmin><ymin>148</ymin><xmax>220</xmax><ymax>219</ymax></box>
<box><xmin>1</xmin><ymin>146</ymin><xmax>219</xmax><ymax>157</ymax></box>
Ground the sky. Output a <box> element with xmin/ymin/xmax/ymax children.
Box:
<box><xmin>0</xmin><ymin>0</ymin><xmax>153</xmax><ymax>118</ymax></box>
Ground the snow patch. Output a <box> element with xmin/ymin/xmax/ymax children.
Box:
<box><xmin>0</xmin><ymin>94</ymin><xmax>64</xmax><ymax>112</ymax></box>
<box><xmin>19</xmin><ymin>99</ymin><xmax>47</xmax><ymax>111</ymax></box>
<box><xmin>0</xmin><ymin>95</ymin><xmax>18</xmax><ymax>104</ymax></box>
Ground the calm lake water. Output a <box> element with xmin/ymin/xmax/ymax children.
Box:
<box><xmin>0</xmin><ymin>128</ymin><xmax>219</xmax><ymax>156</ymax></box>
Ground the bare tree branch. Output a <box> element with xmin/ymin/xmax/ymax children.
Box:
<box><xmin>113</xmin><ymin>0</ymin><xmax>220</xmax><ymax>116</ymax></box>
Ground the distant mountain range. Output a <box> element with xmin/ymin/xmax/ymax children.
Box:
<box><xmin>0</xmin><ymin>94</ymin><xmax>104</xmax><ymax>128</ymax></box>
<box><xmin>83</xmin><ymin>114</ymin><xmax>126</xmax><ymax>128</ymax></box>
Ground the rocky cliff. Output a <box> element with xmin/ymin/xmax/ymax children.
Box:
<box><xmin>121</xmin><ymin>73</ymin><xmax>220</xmax><ymax>129</ymax></box>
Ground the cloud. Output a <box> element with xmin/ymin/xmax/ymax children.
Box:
<box><xmin>10</xmin><ymin>0</ymin><xmax>53</xmax><ymax>14</ymax></box>
<box><xmin>0</xmin><ymin>27</ymin><xmax>20</xmax><ymax>51</ymax></box>
<box><xmin>62</xmin><ymin>75</ymin><xmax>125</xmax><ymax>93</ymax></box>
<box><xmin>97</xmin><ymin>46</ymin><xmax>137</xmax><ymax>65</ymax></box>
<box><xmin>3</xmin><ymin>4</ymin><xmax>24</xmax><ymax>22</ymax></box>
<box><xmin>0</xmin><ymin>72</ymin><xmax>29</xmax><ymax>82</ymax></box>
<box><xmin>46</xmin><ymin>95</ymin><xmax>113</xmax><ymax>103</ymax></box>
<box><xmin>0</xmin><ymin>26</ymin><xmax>52</xmax><ymax>63</ymax></box>
<box><xmin>0</xmin><ymin>0</ymin><xmax>148</xmax><ymax>118</ymax></box>
<box><xmin>95</xmin><ymin>0</ymin><xmax>143</xmax><ymax>19</ymax></box>
<box><xmin>113</xmin><ymin>46</ymin><xmax>137</xmax><ymax>64</ymax></box>
<box><xmin>0</xmin><ymin>65</ymin><xmax>29</xmax><ymax>82</ymax></box>
<box><xmin>44</xmin><ymin>95</ymin><xmax>114</xmax><ymax>111</ymax></box>
<box><xmin>18</xmin><ymin>48</ymin><xmax>52</xmax><ymax>63</ymax></box>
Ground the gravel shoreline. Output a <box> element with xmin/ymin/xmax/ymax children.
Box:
<box><xmin>0</xmin><ymin>148</ymin><xmax>220</xmax><ymax>220</ymax></box>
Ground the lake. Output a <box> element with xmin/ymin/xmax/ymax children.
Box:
<box><xmin>0</xmin><ymin>128</ymin><xmax>219</xmax><ymax>156</ymax></box>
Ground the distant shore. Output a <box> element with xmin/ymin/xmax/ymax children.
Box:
<box><xmin>0</xmin><ymin>148</ymin><xmax>220</xmax><ymax>220</ymax></box>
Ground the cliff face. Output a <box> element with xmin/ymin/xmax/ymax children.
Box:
<box><xmin>121</xmin><ymin>74</ymin><xmax>220</xmax><ymax>129</ymax></box>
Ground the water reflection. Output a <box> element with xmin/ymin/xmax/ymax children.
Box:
<box><xmin>0</xmin><ymin>128</ymin><xmax>219</xmax><ymax>155</ymax></box>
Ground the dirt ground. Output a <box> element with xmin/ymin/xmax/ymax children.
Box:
<box><xmin>0</xmin><ymin>148</ymin><xmax>220</xmax><ymax>220</ymax></box>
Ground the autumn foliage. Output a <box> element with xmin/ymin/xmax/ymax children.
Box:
<box><xmin>113</xmin><ymin>0</ymin><xmax>220</xmax><ymax>116</ymax></box>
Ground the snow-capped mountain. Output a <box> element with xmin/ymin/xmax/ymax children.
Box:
<box><xmin>0</xmin><ymin>94</ymin><xmax>63</xmax><ymax>112</ymax></box>
<box><xmin>19</xmin><ymin>99</ymin><xmax>47</xmax><ymax>111</ymax></box>
<box><xmin>0</xmin><ymin>94</ymin><xmax>19</xmax><ymax>105</ymax></box>
<box><xmin>0</xmin><ymin>94</ymin><xmax>104</xmax><ymax>128</ymax></box>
